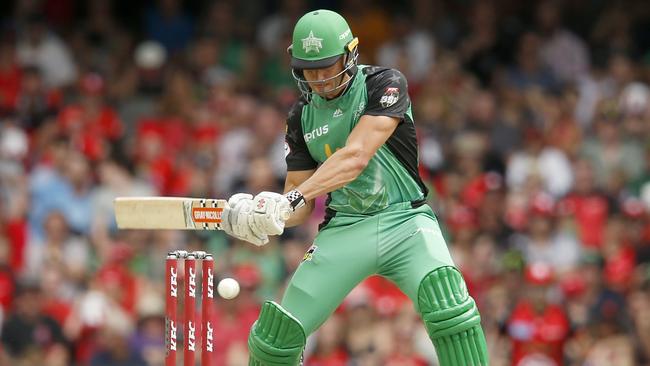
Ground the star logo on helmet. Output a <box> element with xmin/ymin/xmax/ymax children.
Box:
<box><xmin>302</xmin><ymin>31</ymin><xmax>323</xmax><ymax>54</ymax></box>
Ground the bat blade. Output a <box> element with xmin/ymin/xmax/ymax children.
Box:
<box><xmin>114</xmin><ymin>197</ymin><xmax>228</xmax><ymax>230</ymax></box>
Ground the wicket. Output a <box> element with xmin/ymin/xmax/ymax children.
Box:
<box><xmin>166</xmin><ymin>250</ymin><xmax>215</xmax><ymax>366</ymax></box>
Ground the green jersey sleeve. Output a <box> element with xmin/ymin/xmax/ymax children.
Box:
<box><xmin>285</xmin><ymin>99</ymin><xmax>319</xmax><ymax>171</ymax></box>
<box><xmin>363</xmin><ymin>68</ymin><xmax>410</xmax><ymax>120</ymax></box>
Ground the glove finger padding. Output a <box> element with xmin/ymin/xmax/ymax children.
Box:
<box><xmin>222</xmin><ymin>193</ymin><xmax>251</xmax><ymax>236</ymax></box>
<box><xmin>228</xmin><ymin>193</ymin><xmax>254</xmax><ymax>208</ymax></box>
<box><xmin>252</xmin><ymin>192</ymin><xmax>291</xmax><ymax>236</ymax></box>
<box><xmin>251</xmin><ymin>213</ymin><xmax>283</xmax><ymax>236</ymax></box>
<box><xmin>248</xmin><ymin>214</ymin><xmax>273</xmax><ymax>238</ymax></box>
<box><xmin>223</xmin><ymin>193</ymin><xmax>253</xmax><ymax>235</ymax></box>
<box><xmin>224</xmin><ymin>194</ymin><xmax>268</xmax><ymax>246</ymax></box>
<box><xmin>234</xmin><ymin>200</ymin><xmax>269</xmax><ymax>246</ymax></box>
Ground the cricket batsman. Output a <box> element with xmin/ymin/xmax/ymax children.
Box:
<box><xmin>221</xmin><ymin>9</ymin><xmax>489</xmax><ymax>365</ymax></box>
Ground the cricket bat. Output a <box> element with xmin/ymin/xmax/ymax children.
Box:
<box><xmin>114</xmin><ymin>197</ymin><xmax>228</xmax><ymax>230</ymax></box>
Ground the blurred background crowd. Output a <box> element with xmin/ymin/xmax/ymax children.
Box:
<box><xmin>0</xmin><ymin>0</ymin><xmax>650</xmax><ymax>365</ymax></box>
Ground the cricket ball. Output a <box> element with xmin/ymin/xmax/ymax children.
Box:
<box><xmin>217</xmin><ymin>278</ymin><xmax>240</xmax><ymax>299</ymax></box>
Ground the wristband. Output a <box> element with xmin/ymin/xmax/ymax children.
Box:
<box><xmin>285</xmin><ymin>189</ymin><xmax>306</xmax><ymax>211</ymax></box>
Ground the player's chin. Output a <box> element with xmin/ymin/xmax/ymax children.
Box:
<box><xmin>322</xmin><ymin>87</ymin><xmax>340</xmax><ymax>98</ymax></box>
<box><xmin>311</xmin><ymin>85</ymin><xmax>334</xmax><ymax>98</ymax></box>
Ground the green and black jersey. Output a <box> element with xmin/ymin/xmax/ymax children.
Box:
<box><xmin>285</xmin><ymin>65</ymin><xmax>427</xmax><ymax>216</ymax></box>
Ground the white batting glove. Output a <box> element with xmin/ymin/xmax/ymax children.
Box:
<box><xmin>250</xmin><ymin>192</ymin><xmax>292</xmax><ymax>236</ymax></box>
<box><xmin>222</xmin><ymin>193</ymin><xmax>269</xmax><ymax>246</ymax></box>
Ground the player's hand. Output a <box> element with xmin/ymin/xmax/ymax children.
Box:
<box><xmin>222</xmin><ymin>193</ymin><xmax>269</xmax><ymax>246</ymax></box>
<box><xmin>250</xmin><ymin>192</ymin><xmax>292</xmax><ymax>236</ymax></box>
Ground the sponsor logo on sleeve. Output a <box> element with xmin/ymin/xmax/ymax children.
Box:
<box><xmin>380</xmin><ymin>87</ymin><xmax>400</xmax><ymax>108</ymax></box>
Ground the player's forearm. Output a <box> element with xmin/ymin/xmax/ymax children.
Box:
<box><xmin>285</xmin><ymin>199</ymin><xmax>314</xmax><ymax>227</ymax></box>
<box><xmin>296</xmin><ymin>145</ymin><xmax>368</xmax><ymax>200</ymax></box>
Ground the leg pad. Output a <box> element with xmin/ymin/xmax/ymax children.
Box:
<box><xmin>418</xmin><ymin>266</ymin><xmax>489</xmax><ymax>366</ymax></box>
<box><xmin>248</xmin><ymin>301</ymin><xmax>306</xmax><ymax>366</ymax></box>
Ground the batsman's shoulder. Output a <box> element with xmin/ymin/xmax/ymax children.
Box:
<box><xmin>362</xmin><ymin>65</ymin><xmax>408</xmax><ymax>90</ymax></box>
<box><xmin>360</xmin><ymin>64</ymin><xmax>388</xmax><ymax>76</ymax></box>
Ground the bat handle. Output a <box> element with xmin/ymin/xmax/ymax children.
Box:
<box><xmin>280</xmin><ymin>208</ymin><xmax>291</xmax><ymax>221</ymax></box>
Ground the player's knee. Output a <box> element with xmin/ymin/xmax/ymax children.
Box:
<box><xmin>417</xmin><ymin>266</ymin><xmax>481</xmax><ymax>339</ymax></box>
<box><xmin>248</xmin><ymin>301</ymin><xmax>306</xmax><ymax>366</ymax></box>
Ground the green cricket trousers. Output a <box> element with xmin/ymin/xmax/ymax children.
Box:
<box><xmin>249</xmin><ymin>202</ymin><xmax>489</xmax><ymax>366</ymax></box>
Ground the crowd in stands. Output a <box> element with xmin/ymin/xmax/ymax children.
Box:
<box><xmin>0</xmin><ymin>0</ymin><xmax>650</xmax><ymax>365</ymax></box>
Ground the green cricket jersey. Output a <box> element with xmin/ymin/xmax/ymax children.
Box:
<box><xmin>284</xmin><ymin>65</ymin><xmax>428</xmax><ymax>220</ymax></box>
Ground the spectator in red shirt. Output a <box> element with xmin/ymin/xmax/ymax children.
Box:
<box><xmin>559</xmin><ymin>159</ymin><xmax>610</xmax><ymax>248</ymax></box>
<box><xmin>57</xmin><ymin>72</ymin><xmax>123</xmax><ymax>161</ymax></box>
<box><xmin>13</xmin><ymin>65</ymin><xmax>61</xmax><ymax>131</ymax></box>
<box><xmin>361</xmin><ymin>275</ymin><xmax>410</xmax><ymax>318</ymax></box>
<box><xmin>506</xmin><ymin>263</ymin><xmax>571</xmax><ymax>366</ymax></box>
<box><xmin>0</xmin><ymin>235</ymin><xmax>15</xmax><ymax>313</ymax></box>
<box><xmin>95</xmin><ymin>243</ymin><xmax>137</xmax><ymax>315</ymax></box>
<box><xmin>0</xmin><ymin>36</ymin><xmax>22</xmax><ymax>115</ymax></box>
<box><xmin>1</xmin><ymin>205</ymin><xmax>27</xmax><ymax>275</ymax></box>
<box><xmin>601</xmin><ymin>214</ymin><xmax>637</xmax><ymax>293</ymax></box>
<box><xmin>133</xmin><ymin>69</ymin><xmax>199</xmax><ymax>195</ymax></box>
